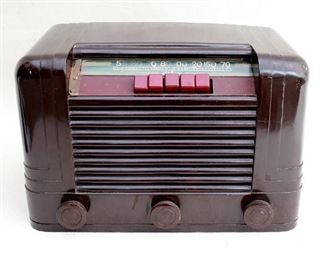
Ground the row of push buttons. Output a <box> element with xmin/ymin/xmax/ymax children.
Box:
<box><xmin>134</xmin><ymin>74</ymin><xmax>211</xmax><ymax>94</ymax></box>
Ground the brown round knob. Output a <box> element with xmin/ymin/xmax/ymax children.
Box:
<box><xmin>244</xmin><ymin>200</ymin><xmax>274</xmax><ymax>230</ymax></box>
<box><xmin>57</xmin><ymin>200</ymin><xmax>87</xmax><ymax>230</ymax></box>
<box><xmin>150</xmin><ymin>200</ymin><xmax>181</xmax><ymax>230</ymax></box>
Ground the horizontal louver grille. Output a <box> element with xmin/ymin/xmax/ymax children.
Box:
<box><xmin>68</xmin><ymin>96</ymin><xmax>256</xmax><ymax>193</ymax></box>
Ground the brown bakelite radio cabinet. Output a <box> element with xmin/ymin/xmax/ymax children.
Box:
<box><xmin>16</xmin><ymin>23</ymin><xmax>308</xmax><ymax>232</ymax></box>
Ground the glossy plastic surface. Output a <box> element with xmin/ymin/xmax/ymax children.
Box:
<box><xmin>16</xmin><ymin>23</ymin><xmax>308</xmax><ymax>232</ymax></box>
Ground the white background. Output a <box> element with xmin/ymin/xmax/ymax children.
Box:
<box><xmin>1</xmin><ymin>0</ymin><xmax>325</xmax><ymax>259</ymax></box>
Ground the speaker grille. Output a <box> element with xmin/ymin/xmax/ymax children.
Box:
<box><xmin>68</xmin><ymin>96</ymin><xmax>256</xmax><ymax>193</ymax></box>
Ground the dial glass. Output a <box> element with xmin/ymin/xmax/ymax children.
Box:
<box><xmin>80</xmin><ymin>58</ymin><xmax>258</xmax><ymax>77</ymax></box>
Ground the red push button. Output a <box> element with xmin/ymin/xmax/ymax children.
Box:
<box><xmin>195</xmin><ymin>74</ymin><xmax>210</xmax><ymax>93</ymax></box>
<box><xmin>148</xmin><ymin>74</ymin><xmax>163</xmax><ymax>93</ymax></box>
<box><xmin>180</xmin><ymin>74</ymin><xmax>195</xmax><ymax>93</ymax></box>
<box><xmin>134</xmin><ymin>75</ymin><xmax>148</xmax><ymax>93</ymax></box>
<box><xmin>165</xmin><ymin>73</ymin><xmax>180</xmax><ymax>93</ymax></box>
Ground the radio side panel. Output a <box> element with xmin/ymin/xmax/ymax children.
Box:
<box><xmin>253</xmin><ymin>54</ymin><xmax>308</xmax><ymax>192</ymax></box>
<box><xmin>16</xmin><ymin>53</ymin><xmax>75</xmax><ymax>193</ymax></box>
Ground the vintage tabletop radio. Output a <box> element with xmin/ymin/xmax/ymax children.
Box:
<box><xmin>16</xmin><ymin>23</ymin><xmax>308</xmax><ymax>232</ymax></box>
